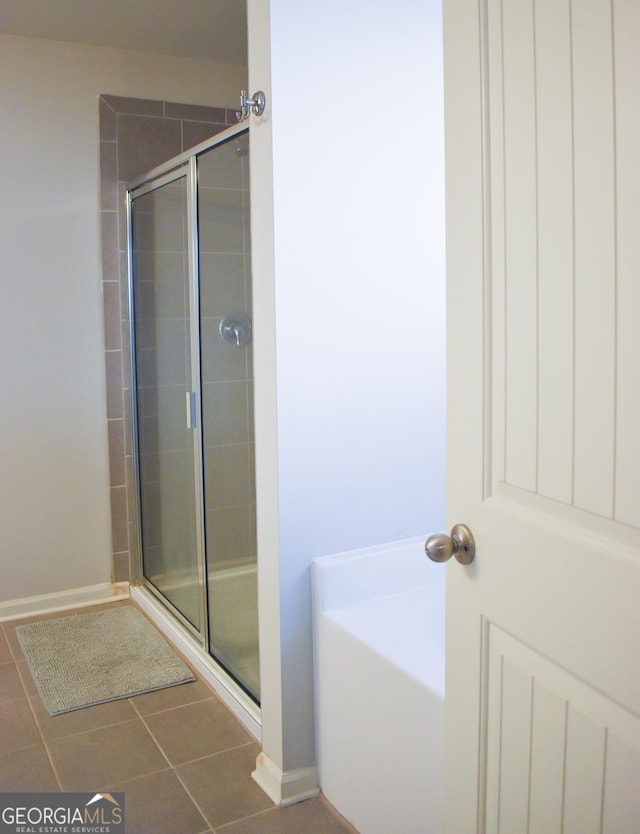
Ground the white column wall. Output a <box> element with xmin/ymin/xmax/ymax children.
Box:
<box><xmin>249</xmin><ymin>0</ymin><xmax>446</xmax><ymax>796</ymax></box>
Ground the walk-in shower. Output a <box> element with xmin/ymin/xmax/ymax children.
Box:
<box><xmin>127</xmin><ymin>123</ymin><xmax>259</xmax><ymax>704</ymax></box>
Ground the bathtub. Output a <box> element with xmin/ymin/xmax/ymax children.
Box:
<box><xmin>312</xmin><ymin>536</ymin><xmax>445</xmax><ymax>834</ymax></box>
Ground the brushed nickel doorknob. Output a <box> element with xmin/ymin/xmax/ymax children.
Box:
<box><xmin>425</xmin><ymin>523</ymin><xmax>475</xmax><ymax>565</ymax></box>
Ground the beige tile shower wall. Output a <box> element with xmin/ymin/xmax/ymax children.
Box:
<box><xmin>99</xmin><ymin>95</ymin><xmax>236</xmax><ymax>584</ymax></box>
<box><xmin>198</xmin><ymin>138</ymin><xmax>256</xmax><ymax>571</ymax></box>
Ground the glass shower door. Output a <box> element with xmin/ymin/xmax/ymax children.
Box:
<box><xmin>128</xmin><ymin>125</ymin><xmax>259</xmax><ymax>704</ymax></box>
<box><xmin>130</xmin><ymin>169</ymin><xmax>204</xmax><ymax>632</ymax></box>
<box><xmin>198</xmin><ymin>132</ymin><xmax>259</xmax><ymax>701</ymax></box>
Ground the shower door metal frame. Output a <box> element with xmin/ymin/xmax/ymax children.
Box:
<box><xmin>126</xmin><ymin>122</ymin><xmax>252</xmax><ymax>661</ymax></box>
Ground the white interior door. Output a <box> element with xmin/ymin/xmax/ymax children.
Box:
<box><xmin>442</xmin><ymin>1</ymin><xmax>640</xmax><ymax>831</ymax></box>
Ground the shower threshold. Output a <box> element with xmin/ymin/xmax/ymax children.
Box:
<box><xmin>143</xmin><ymin>562</ymin><xmax>260</xmax><ymax>702</ymax></box>
<box><xmin>130</xmin><ymin>581</ymin><xmax>261</xmax><ymax>741</ymax></box>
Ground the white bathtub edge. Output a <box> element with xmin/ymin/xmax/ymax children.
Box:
<box><xmin>313</xmin><ymin>534</ymin><xmax>444</xmax><ymax>613</ymax></box>
<box><xmin>312</xmin><ymin>536</ymin><xmax>445</xmax><ymax>833</ymax></box>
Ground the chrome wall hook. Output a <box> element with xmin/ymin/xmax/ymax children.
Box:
<box><xmin>236</xmin><ymin>90</ymin><xmax>266</xmax><ymax>121</ymax></box>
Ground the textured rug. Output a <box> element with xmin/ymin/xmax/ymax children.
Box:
<box><xmin>16</xmin><ymin>606</ymin><xmax>195</xmax><ymax>715</ymax></box>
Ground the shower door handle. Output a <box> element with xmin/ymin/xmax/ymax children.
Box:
<box><xmin>425</xmin><ymin>524</ymin><xmax>475</xmax><ymax>565</ymax></box>
<box><xmin>186</xmin><ymin>391</ymin><xmax>197</xmax><ymax>430</ymax></box>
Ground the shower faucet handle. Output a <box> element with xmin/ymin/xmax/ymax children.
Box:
<box><xmin>219</xmin><ymin>313</ymin><xmax>252</xmax><ymax>348</ymax></box>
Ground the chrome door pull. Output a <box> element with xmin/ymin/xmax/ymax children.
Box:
<box><xmin>186</xmin><ymin>391</ymin><xmax>197</xmax><ymax>429</ymax></box>
<box><xmin>425</xmin><ymin>523</ymin><xmax>475</xmax><ymax>565</ymax></box>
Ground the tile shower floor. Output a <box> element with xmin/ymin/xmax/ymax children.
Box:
<box><xmin>0</xmin><ymin>601</ymin><xmax>357</xmax><ymax>834</ymax></box>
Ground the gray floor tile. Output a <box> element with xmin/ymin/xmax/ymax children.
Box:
<box><xmin>15</xmin><ymin>658</ymin><xmax>37</xmax><ymax>696</ymax></box>
<box><xmin>0</xmin><ymin>744</ymin><xmax>60</xmax><ymax>791</ymax></box>
<box><xmin>176</xmin><ymin>742</ymin><xmax>271</xmax><ymax>828</ymax></box>
<box><xmin>48</xmin><ymin>718</ymin><xmax>168</xmax><ymax>791</ymax></box>
<box><xmin>109</xmin><ymin>769</ymin><xmax>209</xmax><ymax>834</ymax></box>
<box><xmin>0</xmin><ymin>696</ymin><xmax>41</xmax><ymax>753</ymax></box>
<box><xmin>144</xmin><ymin>698</ymin><xmax>252</xmax><ymax>765</ymax></box>
<box><xmin>0</xmin><ymin>629</ymin><xmax>11</xmax><ymax>664</ymax></box>
<box><xmin>130</xmin><ymin>679</ymin><xmax>213</xmax><ymax>716</ymax></box>
<box><xmin>0</xmin><ymin>661</ymin><xmax>25</xmax><ymax>701</ymax></box>
<box><xmin>29</xmin><ymin>690</ymin><xmax>138</xmax><ymax>740</ymax></box>
<box><xmin>0</xmin><ymin>607</ymin><xmax>358</xmax><ymax>833</ymax></box>
<box><xmin>214</xmin><ymin>797</ymin><xmax>356</xmax><ymax>834</ymax></box>
<box><xmin>2</xmin><ymin>622</ymin><xmax>26</xmax><ymax>661</ymax></box>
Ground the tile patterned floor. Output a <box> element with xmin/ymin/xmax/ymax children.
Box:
<box><xmin>0</xmin><ymin>602</ymin><xmax>357</xmax><ymax>834</ymax></box>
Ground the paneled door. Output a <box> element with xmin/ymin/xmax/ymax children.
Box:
<box><xmin>442</xmin><ymin>0</ymin><xmax>639</xmax><ymax>831</ymax></box>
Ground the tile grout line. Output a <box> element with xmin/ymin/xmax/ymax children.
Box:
<box><xmin>134</xmin><ymin>708</ymin><xmax>215</xmax><ymax>830</ymax></box>
<box><xmin>0</xmin><ymin>627</ymin><xmax>49</xmax><ymax>766</ymax></box>
<box><xmin>29</xmin><ymin>704</ymin><xmax>144</xmax><ymax>742</ymax></box>
<box><xmin>172</xmin><ymin>739</ymin><xmax>263</xmax><ymax>831</ymax></box>
<box><xmin>0</xmin><ymin>625</ymin><xmax>10</xmax><ymax>662</ymax></box>
<box><xmin>173</xmin><ymin>739</ymin><xmax>256</xmax><ymax>769</ymax></box>
<box><xmin>6</xmin><ymin>632</ymin><xmax>65</xmax><ymax>791</ymax></box>
<box><xmin>4</xmin><ymin>619</ymin><xmax>156</xmax><ymax>791</ymax></box>
<box><xmin>213</xmin><ymin>805</ymin><xmax>280</xmax><ymax>832</ymax></box>
<box><xmin>2</xmin><ymin>615</ymin><xmax>287</xmax><ymax>830</ymax></box>
<box><xmin>132</xmin><ymin>691</ymin><xmax>265</xmax><ymax>831</ymax></box>
<box><xmin>172</xmin><ymin>762</ymin><xmax>221</xmax><ymax>830</ymax></box>
<box><xmin>130</xmin><ymin>709</ymin><xmax>174</xmax><ymax>770</ymax></box>
<box><xmin>128</xmin><ymin>692</ymin><xmax>216</xmax><ymax>720</ymax></box>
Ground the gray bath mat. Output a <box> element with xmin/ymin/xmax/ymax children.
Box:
<box><xmin>16</xmin><ymin>606</ymin><xmax>195</xmax><ymax>715</ymax></box>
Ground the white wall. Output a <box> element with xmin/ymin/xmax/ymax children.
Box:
<box><xmin>249</xmin><ymin>0</ymin><xmax>446</xmax><ymax>798</ymax></box>
<box><xmin>0</xmin><ymin>34</ymin><xmax>246</xmax><ymax>603</ymax></box>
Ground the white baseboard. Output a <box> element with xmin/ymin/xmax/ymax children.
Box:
<box><xmin>252</xmin><ymin>752</ymin><xmax>320</xmax><ymax>807</ymax></box>
<box><xmin>131</xmin><ymin>584</ymin><xmax>261</xmax><ymax>742</ymax></box>
<box><xmin>0</xmin><ymin>582</ymin><xmax>130</xmax><ymax>623</ymax></box>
